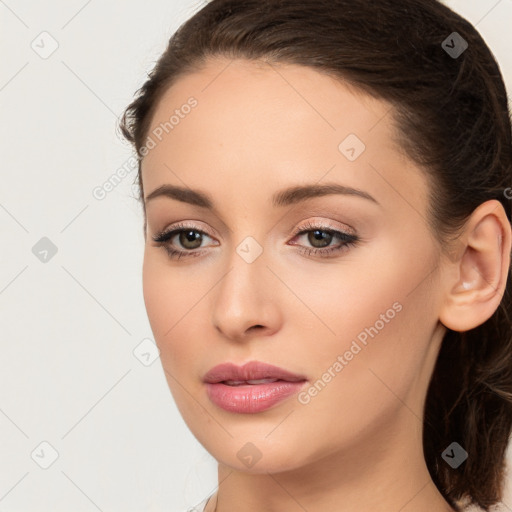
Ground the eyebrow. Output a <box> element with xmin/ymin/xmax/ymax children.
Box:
<box><xmin>144</xmin><ymin>182</ymin><xmax>380</xmax><ymax>208</ymax></box>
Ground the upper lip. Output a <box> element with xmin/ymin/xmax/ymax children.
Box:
<box><xmin>203</xmin><ymin>360</ymin><xmax>307</xmax><ymax>383</ymax></box>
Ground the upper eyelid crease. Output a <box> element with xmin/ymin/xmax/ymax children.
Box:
<box><xmin>144</xmin><ymin>182</ymin><xmax>380</xmax><ymax>209</ymax></box>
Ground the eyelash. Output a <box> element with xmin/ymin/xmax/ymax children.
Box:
<box><xmin>151</xmin><ymin>220</ymin><xmax>360</xmax><ymax>260</ymax></box>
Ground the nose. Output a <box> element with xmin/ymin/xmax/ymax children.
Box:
<box><xmin>211</xmin><ymin>245</ymin><xmax>282</xmax><ymax>342</ymax></box>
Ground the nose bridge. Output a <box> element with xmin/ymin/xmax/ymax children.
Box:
<box><xmin>211</xmin><ymin>232</ymin><xmax>279</xmax><ymax>338</ymax></box>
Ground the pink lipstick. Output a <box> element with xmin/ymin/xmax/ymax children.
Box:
<box><xmin>203</xmin><ymin>361</ymin><xmax>307</xmax><ymax>413</ymax></box>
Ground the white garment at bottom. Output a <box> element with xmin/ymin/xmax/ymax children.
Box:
<box><xmin>180</xmin><ymin>493</ymin><xmax>214</xmax><ymax>512</ymax></box>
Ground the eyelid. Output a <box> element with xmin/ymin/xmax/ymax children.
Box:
<box><xmin>290</xmin><ymin>217</ymin><xmax>356</xmax><ymax>237</ymax></box>
<box><xmin>152</xmin><ymin>221</ymin><xmax>217</xmax><ymax>241</ymax></box>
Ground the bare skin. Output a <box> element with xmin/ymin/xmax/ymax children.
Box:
<box><xmin>139</xmin><ymin>57</ymin><xmax>511</xmax><ymax>512</ymax></box>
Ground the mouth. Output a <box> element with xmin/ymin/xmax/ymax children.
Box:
<box><xmin>203</xmin><ymin>361</ymin><xmax>307</xmax><ymax>414</ymax></box>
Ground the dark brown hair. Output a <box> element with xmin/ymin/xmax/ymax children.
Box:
<box><xmin>119</xmin><ymin>1</ymin><xmax>512</xmax><ymax>510</ymax></box>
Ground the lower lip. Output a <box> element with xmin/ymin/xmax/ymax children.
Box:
<box><xmin>205</xmin><ymin>380</ymin><xmax>307</xmax><ymax>413</ymax></box>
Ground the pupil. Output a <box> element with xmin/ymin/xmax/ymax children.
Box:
<box><xmin>180</xmin><ymin>230</ymin><xmax>202</xmax><ymax>249</ymax></box>
<box><xmin>309</xmin><ymin>229</ymin><xmax>332</xmax><ymax>248</ymax></box>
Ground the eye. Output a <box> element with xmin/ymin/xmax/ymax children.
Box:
<box><xmin>289</xmin><ymin>220</ymin><xmax>359</xmax><ymax>258</ymax></box>
<box><xmin>151</xmin><ymin>220</ymin><xmax>360</xmax><ymax>260</ymax></box>
<box><xmin>151</xmin><ymin>222</ymin><xmax>216</xmax><ymax>260</ymax></box>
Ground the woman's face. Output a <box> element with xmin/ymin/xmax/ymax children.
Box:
<box><xmin>140</xmin><ymin>57</ymin><xmax>448</xmax><ymax>473</ymax></box>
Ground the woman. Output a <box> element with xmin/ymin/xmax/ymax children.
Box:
<box><xmin>119</xmin><ymin>0</ymin><xmax>512</xmax><ymax>511</ymax></box>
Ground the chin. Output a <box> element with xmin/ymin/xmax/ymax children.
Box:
<box><xmin>190</xmin><ymin>429</ymin><xmax>315</xmax><ymax>474</ymax></box>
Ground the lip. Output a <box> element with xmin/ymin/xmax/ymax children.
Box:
<box><xmin>203</xmin><ymin>361</ymin><xmax>307</xmax><ymax>414</ymax></box>
<box><xmin>203</xmin><ymin>360</ymin><xmax>306</xmax><ymax>384</ymax></box>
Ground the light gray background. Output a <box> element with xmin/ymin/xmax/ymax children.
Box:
<box><xmin>1</xmin><ymin>1</ymin><xmax>511</xmax><ymax>511</ymax></box>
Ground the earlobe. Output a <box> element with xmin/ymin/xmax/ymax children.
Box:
<box><xmin>439</xmin><ymin>200</ymin><xmax>512</xmax><ymax>333</ymax></box>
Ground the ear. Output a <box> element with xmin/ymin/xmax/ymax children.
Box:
<box><xmin>439</xmin><ymin>200</ymin><xmax>511</xmax><ymax>332</ymax></box>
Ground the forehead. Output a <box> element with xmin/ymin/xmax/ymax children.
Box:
<box><xmin>140</xmin><ymin>57</ymin><xmax>429</xmax><ymax>216</ymax></box>
<box><xmin>143</xmin><ymin>57</ymin><xmax>393</xmax><ymax>152</ymax></box>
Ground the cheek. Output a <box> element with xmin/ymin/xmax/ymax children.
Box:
<box><xmin>287</xmin><ymin>236</ymin><xmax>439</xmax><ymax>392</ymax></box>
<box><xmin>142</xmin><ymin>253</ymin><xmax>170</xmax><ymax>340</ymax></box>
<box><xmin>142</xmin><ymin>252</ymin><xmax>192</xmax><ymax>361</ymax></box>
<box><xmin>142</xmin><ymin>251</ymin><xmax>218</xmax><ymax>427</ymax></box>
<box><xmin>142</xmin><ymin>250</ymin><xmax>215</xmax><ymax>380</ymax></box>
